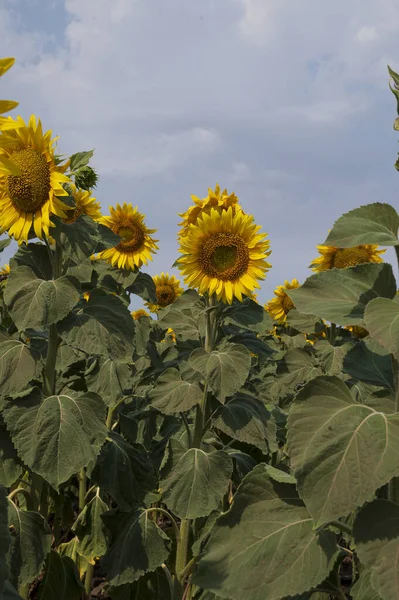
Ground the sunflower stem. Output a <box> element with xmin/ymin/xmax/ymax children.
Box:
<box><xmin>43</xmin><ymin>241</ymin><xmax>62</xmax><ymax>396</ymax></box>
<box><xmin>175</xmin><ymin>518</ymin><xmax>191</xmax><ymax>583</ymax></box>
<box><xmin>84</xmin><ymin>562</ymin><xmax>95</xmax><ymax>595</ymax></box>
<box><xmin>389</xmin><ymin>355</ymin><xmax>399</xmax><ymax>503</ymax></box>
<box><xmin>78</xmin><ymin>468</ymin><xmax>87</xmax><ymax>512</ymax></box>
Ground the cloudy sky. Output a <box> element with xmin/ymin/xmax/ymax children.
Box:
<box><xmin>1</xmin><ymin>0</ymin><xmax>399</xmax><ymax>307</ymax></box>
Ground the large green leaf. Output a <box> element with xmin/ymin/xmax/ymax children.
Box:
<box><xmin>214</xmin><ymin>393</ymin><xmax>277</xmax><ymax>453</ymax></box>
<box><xmin>287</xmin><ymin>376</ymin><xmax>399</xmax><ymax>527</ymax></box>
<box><xmin>4</xmin><ymin>266</ymin><xmax>80</xmax><ymax>331</ymax></box>
<box><xmin>101</xmin><ymin>509</ymin><xmax>170</xmax><ymax>585</ymax></box>
<box><xmin>323</xmin><ymin>203</ymin><xmax>399</xmax><ymax>247</ymax></box>
<box><xmin>286</xmin><ymin>309</ymin><xmax>322</xmax><ymax>333</ymax></box>
<box><xmin>351</xmin><ymin>568</ymin><xmax>382</xmax><ymax>600</ymax></box>
<box><xmin>276</xmin><ymin>347</ymin><xmax>322</xmax><ymax>388</ymax></box>
<box><xmin>0</xmin><ymin>421</ymin><xmax>23</xmax><ymax>487</ymax></box>
<box><xmin>69</xmin><ymin>149</ymin><xmax>94</xmax><ymax>171</ymax></box>
<box><xmin>148</xmin><ymin>368</ymin><xmax>202</xmax><ymax>415</ymax></box>
<box><xmin>38</xmin><ymin>551</ymin><xmax>83</xmax><ymax>600</ymax></box>
<box><xmin>343</xmin><ymin>339</ymin><xmax>394</xmax><ymax>390</ymax></box>
<box><xmin>72</xmin><ymin>495</ymin><xmax>108</xmax><ymax>562</ymax></box>
<box><xmin>0</xmin><ymin>340</ymin><xmax>38</xmax><ymax>397</ymax></box>
<box><xmin>86</xmin><ymin>358</ymin><xmax>133</xmax><ymax>407</ymax></box>
<box><xmin>108</xmin><ymin>569</ymin><xmax>171</xmax><ymax>600</ymax></box>
<box><xmin>7</xmin><ymin>500</ymin><xmax>52</xmax><ymax>589</ymax></box>
<box><xmin>222</xmin><ymin>299</ymin><xmax>268</xmax><ymax>329</ymax></box>
<box><xmin>3</xmin><ymin>390</ymin><xmax>107</xmax><ymax>489</ymax></box>
<box><xmin>158</xmin><ymin>290</ymin><xmax>206</xmax><ymax>340</ymax></box>
<box><xmin>193</xmin><ymin>464</ymin><xmax>338</xmax><ymax>600</ymax></box>
<box><xmin>0</xmin><ymin>486</ymin><xmax>10</xmax><ymax>595</ymax></box>
<box><xmin>288</xmin><ymin>263</ymin><xmax>396</xmax><ymax>325</ymax></box>
<box><xmin>11</xmin><ymin>243</ymin><xmax>52</xmax><ymax>280</ymax></box>
<box><xmin>315</xmin><ymin>341</ymin><xmax>350</xmax><ymax>376</ymax></box>
<box><xmin>126</xmin><ymin>273</ymin><xmax>157</xmax><ymax>304</ymax></box>
<box><xmin>91</xmin><ymin>432</ymin><xmax>156</xmax><ymax>511</ymax></box>
<box><xmin>354</xmin><ymin>499</ymin><xmax>399</xmax><ymax>600</ymax></box>
<box><xmin>160</xmin><ymin>448</ymin><xmax>232</xmax><ymax>519</ymax></box>
<box><xmin>364</xmin><ymin>297</ymin><xmax>399</xmax><ymax>358</ymax></box>
<box><xmin>189</xmin><ymin>343</ymin><xmax>251</xmax><ymax>403</ymax></box>
<box><xmin>52</xmin><ymin>214</ymin><xmax>98</xmax><ymax>264</ymax></box>
<box><xmin>58</xmin><ymin>289</ymin><xmax>135</xmax><ymax>359</ymax></box>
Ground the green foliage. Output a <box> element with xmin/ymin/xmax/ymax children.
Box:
<box><xmin>38</xmin><ymin>551</ymin><xmax>83</xmax><ymax>600</ymax></box>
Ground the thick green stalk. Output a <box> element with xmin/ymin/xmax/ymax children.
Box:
<box><xmin>175</xmin><ymin>518</ymin><xmax>190</xmax><ymax>583</ymax></box>
<box><xmin>84</xmin><ymin>562</ymin><xmax>95</xmax><ymax>596</ymax></box>
<box><xmin>44</xmin><ymin>242</ymin><xmax>62</xmax><ymax>396</ymax></box>
<box><xmin>78</xmin><ymin>469</ymin><xmax>87</xmax><ymax>512</ymax></box>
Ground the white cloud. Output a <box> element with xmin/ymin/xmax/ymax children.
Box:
<box><xmin>355</xmin><ymin>26</ymin><xmax>378</xmax><ymax>42</ymax></box>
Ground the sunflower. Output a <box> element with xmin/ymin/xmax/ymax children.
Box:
<box><xmin>178</xmin><ymin>207</ymin><xmax>271</xmax><ymax>304</ymax></box>
<box><xmin>131</xmin><ymin>308</ymin><xmax>149</xmax><ymax>320</ymax></box>
<box><xmin>63</xmin><ymin>183</ymin><xmax>101</xmax><ymax>224</ymax></box>
<box><xmin>265</xmin><ymin>279</ymin><xmax>300</xmax><ymax>324</ymax></box>
<box><xmin>145</xmin><ymin>272</ymin><xmax>184</xmax><ymax>313</ymax></box>
<box><xmin>0</xmin><ymin>115</ymin><xmax>71</xmax><ymax>242</ymax></box>
<box><xmin>178</xmin><ymin>184</ymin><xmax>242</xmax><ymax>237</ymax></box>
<box><xmin>0</xmin><ymin>58</ymin><xmax>19</xmax><ymax>126</ymax></box>
<box><xmin>96</xmin><ymin>203</ymin><xmax>158</xmax><ymax>270</ymax></box>
<box><xmin>311</xmin><ymin>244</ymin><xmax>385</xmax><ymax>272</ymax></box>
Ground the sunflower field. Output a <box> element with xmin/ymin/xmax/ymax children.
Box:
<box><xmin>1</xmin><ymin>56</ymin><xmax>399</xmax><ymax>600</ymax></box>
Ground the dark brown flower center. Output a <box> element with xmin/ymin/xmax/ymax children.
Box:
<box><xmin>156</xmin><ymin>284</ymin><xmax>176</xmax><ymax>307</ymax></box>
<box><xmin>115</xmin><ymin>222</ymin><xmax>145</xmax><ymax>252</ymax></box>
<box><xmin>7</xmin><ymin>147</ymin><xmax>51</xmax><ymax>212</ymax></box>
<box><xmin>331</xmin><ymin>247</ymin><xmax>371</xmax><ymax>269</ymax></box>
<box><xmin>201</xmin><ymin>232</ymin><xmax>249</xmax><ymax>281</ymax></box>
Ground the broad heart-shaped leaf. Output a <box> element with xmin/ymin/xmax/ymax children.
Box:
<box><xmin>286</xmin><ymin>309</ymin><xmax>323</xmax><ymax>333</ymax></box>
<box><xmin>101</xmin><ymin>508</ymin><xmax>170</xmax><ymax>586</ymax></box>
<box><xmin>91</xmin><ymin>432</ymin><xmax>156</xmax><ymax>511</ymax></box>
<box><xmin>158</xmin><ymin>290</ymin><xmax>206</xmax><ymax>340</ymax></box>
<box><xmin>288</xmin><ymin>263</ymin><xmax>396</xmax><ymax>325</ymax></box>
<box><xmin>364</xmin><ymin>297</ymin><xmax>399</xmax><ymax>358</ymax></box>
<box><xmin>323</xmin><ymin>203</ymin><xmax>399</xmax><ymax>247</ymax></box>
<box><xmin>189</xmin><ymin>344</ymin><xmax>251</xmax><ymax>403</ymax></box>
<box><xmin>125</xmin><ymin>272</ymin><xmax>156</xmax><ymax>304</ymax></box>
<box><xmin>351</xmin><ymin>567</ymin><xmax>382</xmax><ymax>600</ymax></box>
<box><xmin>160</xmin><ymin>448</ymin><xmax>232</xmax><ymax>519</ymax></box>
<box><xmin>52</xmin><ymin>214</ymin><xmax>98</xmax><ymax>264</ymax></box>
<box><xmin>214</xmin><ymin>393</ymin><xmax>277</xmax><ymax>453</ymax></box>
<box><xmin>86</xmin><ymin>358</ymin><xmax>133</xmax><ymax>407</ymax></box>
<box><xmin>58</xmin><ymin>288</ymin><xmax>135</xmax><ymax>360</ymax></box>
<box><xmin>0</xmin><ymin>340</ymin><xmax>38</xmax><ymax>396</ymax></box>
<box><xmin>343</xmin><ymin>339</ymin><xmax>394</xmax><ymax>390</ymax></box>
<box><xmin>354</xmin><ymin>500</ymin><xmax>399</xmax><ymax>600</ymax></box>
<box><xmin>7</xmin><ymin>500</ymin><xmax>52</xmax><ymax>589</ymax></box>
<box><xmin>276</xmin><ymin>347</ymin><xmax>322</xmax><ymax>388</ymax></box>
<box><xmin>108</xmin><ymin>569</ymin><xmax>171</xmax><ymax>600</ymax></box>
<box><xmin>11</xmin><ymin>243</ymin><xmax>52</xmax><ymax>280</ymax></box>
<box><xmin>0</xmin><ymin>420</ymin><xmax>23</xmax><ymax>487</ymax></box>
<box><xmin>38</xmin><ymin>551</ymin><xmax>83</xmax><ymax>600</ymax></box>
<box><xmin>72</xmin><ymin>495</ymin><xmax>108</xmax><ymax>562</ymax></box>
<box><xmin>3</xmin><ymin>390</ymin><xmax>107</xmax><ymax>489</ymax></box>
<box><xmin>148</xmin><ymin>368</ymin><xmax>202</xmax><ymax>415</ymax></box>
<box><xmin>315</xmin><ymin>341</ymin><xmax>350</xmax><ymax>376</ymax></box>
<box><xmin>193</xmin><ymin>464</ymin><xmax>338</xmax><ymax>600</ymax></box>
<box><xmin>286</xmin><ymin>376</ymin><xmax>399</xmax><ymax>527</ymax></box>
<box><xmin>0</xmin><ymin>485</ymin><xmax>10</xmax><ymax>595</ymax></box>
<box><xmin>4</xmin><ymin>266</ymin><xmax>80</xmax><ymax>331</ymax></box>
<box><xmin>222</xmin><ymin>299</ymin><xmax>267</xmax><ymax>329</ymax></box>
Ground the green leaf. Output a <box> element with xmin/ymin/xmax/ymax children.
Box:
<box><xmin>343</xmin><ymin>339</ymin><xmax>394</xmax><ymax>390</ymax></box>
<box><xmin>160</xmin><ymin>448</ymin><xmax>232</xmax><ymax>519</ymax></box>
<box><xmin>354</xmin><ymin>499</ymin><xmax>399</xmax><ymax>600</ymax></box>
<box><xmin>158</xmin><ymin>290</ymin><xmax>206</xmax><ymax>340</ymax></box>
<box><xmin>0</xmin><ymin>340</ymin><xmax>38</xmax><ymax>396</ymax></box>
<box><xmin>1</xmin><ymin>581</ymin><xmax>23</xmax><ymax>599</ymax></box>
<box><xmin>364</xmin><ymin>297</ymin><xmax>399</xmax><ymax>358</ymax></box>
<box><xmin>95</xmin><ymin>224</ymin><xmax>121</xmax><ymax>252</ymax></box>
<box><xmin>72</xmin><ymin>495</ymin><xmax>108</xmax><ymax>562</ymax></box>
<box><xmin>58</xmin><ymin>537</ymin><xmax>90</xmax><ymax>579</ymax></box>
<box><xmin>264</xmin><ymin>465</ymin><xmax>296</xmax><ymax>485</ymax></box>
<box><xmin>3</xmin><ymin>390</ymin><xmax>107</xmax><ymax>489</ymax></box>
<box><xmin>214</xmin><ymin>393</ymin><xmax>277</xmax><ymax>453</ymax></box>
<box><xmin>91</xmin><ymin>432</ymin><xmax>156</xmax><ymax>511</ymax></box>
<box><xmin>0</xmin><ymin>485</ymin><xmax>10</xmax><ymax>595</ymax></box>
<box><xmin>193</xmin><ymin>464</ymin><xmax>338</xmax><ymax>600</ymax></box>
<box><xmin>286</xmin><ymin>309</ymin><xmax>322</xmax><ymax>333</ymax></box>
<box><xmin>69</xmin><ymin>149</ymin><xmax>94</xmax><ymax>172</ymax></box>
<box><xmin>315</xmin><ymin>341</ymin><xmax>350</xmax><ymax>376</ymax></box>
<box><xmin>189</xmin><ymin>343</ymin><xmax>251</xmax><ymax>403</ymax></box>
<box><xmin>287</xmin><ymin>376</ymin><xmax>399</xmax><ymax>527</ymax></box>
<box><xmin>7</xmin><ymin>501</ymin><xmax>52</xmax><ymax>589</ymax></box>
<box><xmin>228</xmin><ymin>331</ymin><xmax>274</xmax><ymax>357</ymax></box>
<box><xmin>277</xmin><ymin>347</ymin><xmax>322</xmax><ymax>388</ymax></box>
<box><xmin>11</xmin><ymin>243</ymin><xmax>52</xmax><ymax>280</ymax></box>
<box><xmin>86</xmin><ymin>358</ymin><xmax>133</xmax><ymax>407</ymax></box>
<box><xmin>148</xmin><ymin>368</ymin><xmax>202</xmax><ymax>415</ymax></box>
<box><xmin>101</xmin><ymin>509</ymin><xmax>170</xmax><ymax>586</ymax></box>
<box><xmin>108</xmin><ymin>569</ymin><xmax>171</xmax><ymax>600</ymax></box>
<box><xmin>222</xmin><ymin>300</ymin><xmax>267</xmax><ymax>329</ymax></box>
<box><xmin>52</xmin><ymin>215</ymin><xmax>98</xmax><ymax>264</ymax></box>
<box><xmin>351</xmin><ymin>568</ymin><xmax>382</xmax><ymax>600</ymax></box>
<box><xmin>126</xmin><ymin>273</ymin><xmax>157</xmax><ymax>303</ymax></box>
<box><xmin>5</xmin><ymin>266</ymin><xmax>80</xmax><ymax>331</ymax></box>
<box><xmin>323</xmin><ymin>203</ymin><xmax>399</xmax><ymax>247</ymax></box>
<box><xmin>288</xmin><ymin>263</ymin><xmax>396</xmax><ymax>325</ymax></box>
<box><xmin>0</xmin><ymin>420</ymin><xmax>23</xmax><ymax>487</ymax></box>
<box><xmin>38</xmin><ymin>551</ymin><xmax>83</xmax><ymax>600</ymax></box>
<box><xmin>59</xmin><ymin>289</ymin><xmax>135</xmax><ymax>360</ymax></box>
<box><xmin>0</xmin><ymin>238</ymin><xmax>11</xmax><ymax>253</ymax></box>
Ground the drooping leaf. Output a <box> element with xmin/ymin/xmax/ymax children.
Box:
<box><xmin>86</xmin><ymin>358</ymin><xmax>133</xmax><ymax>407</ymax></box>
<box><xmin>276</xmin><ymin>347</ymin><xmax>322</xmax><ymax>388</ymax></box>
<box><xmin>101</xmin><ymin>509</ymin><xmax>170</xmax><ymax>586</ymax></box>
<box><xmin>0</xmin><ymin>340</ymin><xmax>38</xmax><ymax>396</ymax></box>
<box><xmin>222</xmin><ymin>300</ymin><xmax>267</xmax><ymax>329</ymax></box>
<box><xmin>91</xmin><ymin>432</ymin><xmax>156</xmax><ymax>511</ymax></box>
<box><xmin>189</xmin><ymin>343</ymin><xmax>251</xmax><ymax>403</ymax></box>
<box><xmin>315</xmin><ymin>341</ymin><xmax>351</xmax><ymax>376</ymax></box>
<box><xmin>287</xmin><ymin>376</ymin><xmax>399</xmax><ymax>527</ymax></box>
<box><xmin>364</xmin><ymin>297</ymin><xmax>399</xmax><ymax>359</ymax></box>
<box><xmin>148</xmin><ymin>368</ymin><xmax>202</xmax><ymax>415</ymax></box>
<box><xmin>323</xmin><ymin>203</ymin><xmax>399</xmax><ymax>247</ymax></box>
<box><xmin>343</xmin><ymin>339</ymin><xmax>394</xmax><ymax>390</ymax></box>
<box><xmin>158</xmin><ymin>290</ymin><xmax>206</xmax><ymax>340</ymax></box>
<box><xmin>354</xmin><ymin>499</ymin><xmax>399</xmax><ymax>600</ymax></box>
<box><xmin>214</xmin><ymin>393</ymin><xmax>277</xmax><ymax>453</ymax></box>
<box><xmin>52</xmin><ymin>215</ymin><xmax>98</xmax><ymax>264</ymax></box>
<box><xmin>126</xmin><ymin>273</ymin><xmax>157</xmax><ymax>303</ymax></box>
<box><xmin>160</xmin><ymin>448</ymin><xmax>232</xmax><ymax>519</ymax></box>
<box><xmin>0</xmin><ymin>420</ymin><xmax>23</xmax><ymax>487</ymax></box>
<box><xmin>72</xmin><ymin>495</ymin><xmax>108</xmax><ymax>562</ymax></box>
<box><xmin>108</xmin><ymin>568</ymin><xmax>171</xmax><ymax>600</ymax></box>
<box><xmin>58</xmin><ymin>289</ymin><xmax>135</xmax><ymax>359</ymax></box>
<box><xmin>0</xmin><ymin>485</ymin><xmax>10</xmax><ymax>595</ymax></box>
<box><xmin>38</xmin><ymin>551</ymin><xmax>83</xmax><ymax>600</ymax></box>
<box><xmin>7</xmin><ymin>500</ymin><xmax>52</xmax><ymax>589</ymax></box>
<box><xmin>351</xmin><ymin>568</ymin><xmax>382</xmax><ymax>600</ymax></box>
<box><xmin>4</xmin><ymin>266</ymin><xmax>80</xmax><ymax>331</ymax></box>
<box><xmin>288</xmin><ymin>263</ymin><xmax>396</xmax><ymax>325</ymax></box>
<box><xmin>193</xmin><ymin>464</ymin><xmax>338</xmax><ymax>600</ymax></box>
<box><xmin>11</xmin><ymin>243</ymin><xmax>52</xmax><ymax>280</ymax></box>
<box><xmin>3</xmin><ymin>390</ymin><xmax>107</xmax><ymax>489</ymax></box>
<box><xmin>228</xmin><ymin>331</ymin><xmax>274</xmax><ymax>357</ymax></box>
<box><xmin>58</xmin><ymin>537</ymin><xmax>90</xmax><ymax>579</ymax></box>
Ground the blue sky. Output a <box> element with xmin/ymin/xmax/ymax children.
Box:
<box><xmin>1</xmin><ymin>0</ymin><xmax>399</xmax><ymax>308</ymax></box>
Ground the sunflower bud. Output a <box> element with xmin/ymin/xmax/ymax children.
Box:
<box><xmin>75</xmin><ymin>166</ymin><xmax>99</xmax><ymax>190</ymax></box>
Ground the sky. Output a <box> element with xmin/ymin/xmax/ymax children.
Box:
<box><xmin>1</xmin><ymin>0</ymin><xmax>399</xmax><ymax>309</ymax></box>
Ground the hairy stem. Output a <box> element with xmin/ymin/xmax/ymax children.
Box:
<box><xmin>84</xmin><ymin>562</ymin><xmax>95</xmax><ymax>595</ymax></box>
<box><xmin>78</xmin><ymin>468</ymin><xmax>87</xmax><ymax>512</ymax></box>
<box><xmin>175</xmin><ymin>519</ymin><xmax>190</xmax><ymax>583</ymax></box>
<box><xmin>8</xmin><ymin>487</ymin><xmax>34</xmax><ymax>509</ymax></box>
<box><xmin>327</xmin><ymin>520</ymin><xmax>353</xmax><ymax>537</ymax></box>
